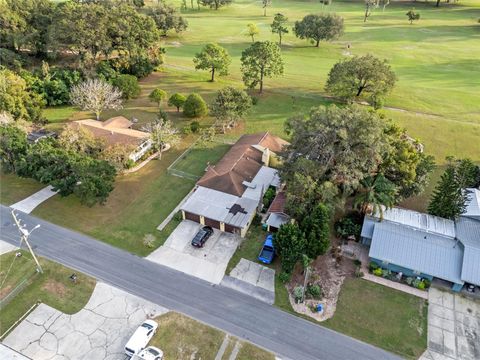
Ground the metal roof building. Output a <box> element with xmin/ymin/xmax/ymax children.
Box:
<box><xmin>369</xmin><ymin>222</ymin><xmax>464</xmax><ymax>285</ymax></box>
<box><xmin>362</xmin><ymin>194</ymin><xmax>480</xmax><ymax>291</ymax></box>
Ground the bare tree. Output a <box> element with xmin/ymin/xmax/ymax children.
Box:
<box><xmin>142</xmin><ymin>119</ymin><xmax>180</xmax><ymax>160</ymax></box>
<box><xmin>70</xmin><ymin>79</ymin><xmax>123</xmax><ymax>121</ymax></box>
<box><xmin>262</xmin><ymin>0</ymin><xmax>271</xmax><ymax>16</ymax></box>
<box><xmin>364</xmin><ymin>0</ymin><xmax>376</xmax><ymax>22</ymax></box>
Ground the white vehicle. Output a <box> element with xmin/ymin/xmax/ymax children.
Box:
<box><xmin>125</xmin><ymin>320</ymin><xmax>158</xmax><ymax>357</ymax></box>
<box><xmin>134</xmin><ymin>346</ymin><xmax>164</xmax><ymax>360</ymax></box>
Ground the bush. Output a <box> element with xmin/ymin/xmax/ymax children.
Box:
<box><xmin>112</xmin><ymin>74</ymin><xmax>140</xmax><ymax>99</ymax></box>
<box><xmin>278</xmin><ymin>272</ymin><xmax>291</xmax><ymax>284</ymax></box>
<box><xmin>417</xmin><ymin>281</ymin><xmax>426</xmax><ymax>290</ymax></box>
<box><xmin>0</xmin><ymin>48</ymin><xmax>26</xmax><ymax>71</ymax></box>
<box><xmin>190</xmin><ymin>121</ymin><xmax>200</xmax><ymax>133</ymax></box>
<box><xmin>96</xmin><ymin>61</ymin><xmax>118</xmax><ymax>82</ymax></box>
<box><xmin>423</xmin><ymin>278</ymin><xmax>431</xmax><ymax>288</ymax></box>
<box><xmin>355</xmin><ymin>268</ymin><xmax>364</xmax><ymax>278</ymax></box>
<box><xmin>251</xmin><ymin>95</ymin><xmax>259</xmax><ymax>105</ymax></box>
<box><xmin>173</xmin><ymin>211</ymin><xmax>183</xmax><ymax>222</ymax></box>
<box><xmin>182</xmin><ymin>126</ymin><xmax>192</xmax><ymax>135</ymax></box>
<box><xmin>293</xmin><ymin>286</ymin><xmax>304</xmax><ymax>303</ymax></box>
<box><xmin>373</xmin><ymin>268</ymin><xmax>383</xmax><ymax>276</ymax></box>
<box><xmin>306</xmin><ymin>284</ymin><xmax>322</xmax><ymax>299</ymax></box>
<box><xmin>412</xmin><ymin>278</ymin><xmax>421</xmax><ymax>288</ymax></box>
<box><xmin>158</xmin><ymin>109</ymin><xmax>169</xmax><ymax>122</ymax></box>
<box><xmin>381</xmin><ymin>269</ymin><xmax>392</xmax><ymax>279</ymax></box>
<box><xmin>405</xmin><ymin>277</ymin><xmax>414</xmax><ymax>286</ymax></box>
<box><xmin>262</xmin><ymin>187</ymin><xmax>276</xmax><ymax>209</ymax></box>
<box><xmin>353</xmin><ymin>259</ymin><xmax>362</xmax><ymax>267</ymax></box>
<box><xmin>335</xmin><ymin>213</ymin><xmax>362</xmax><ymax>240</ymax></box>
<box><xmin>143</xmin><ymin>234</ymin><xmax>156</xmax><ymax>248</ymax></box>
<box><xmin>183</xmin><ymin>93</ymin><xmax>208</xmax><ymax>118</ymax></box>
<box><xmin>368</xmin><ymin>261</ymin><xmax>379</xmax><ymax>272</ymax></box>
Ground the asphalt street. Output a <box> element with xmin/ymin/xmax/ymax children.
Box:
<box><xmin>0</xmin><ymin>205</ymin><xmax>401</xmax><ymax>360</ymax></box>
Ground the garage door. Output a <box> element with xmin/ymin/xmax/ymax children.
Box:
<box><xmin>224</xmin><ymin>224</ymin><xmax>240</xmax><ymax>234</ymax></box>
<box><xmin>204</xmin><ymin>217</ymin><xmax>221</xmax><ymax>230</ymax></box>
<box><xmin>184</xmin><ymin>212</ymin><xmax>200</xmax><ymax>223</ymax></box>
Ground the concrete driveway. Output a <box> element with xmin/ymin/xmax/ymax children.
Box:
<box><xmin>3</xmin><ymin>282</ymin><xmax>167</xmax><ymax>360</ymax></box>
<box><xmin>147</xmin><ymin>220</ymin><xmax>241</xmax><ymax>284</ymax></box>
<box><xmin>420</xmin><ymin>287</ymin><xmax>480</xmax><ymax>360</ymax></box>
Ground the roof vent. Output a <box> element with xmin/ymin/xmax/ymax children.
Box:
<box><xmin>242</xmin><ymin>181</ymin><xmax>256</xmax><ymax>189</ymax></box>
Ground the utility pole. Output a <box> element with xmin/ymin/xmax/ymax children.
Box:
<box><xmin>11</xmin><ymin>210</ymin><xmax>43</xmax><ymax>274</ymax></box>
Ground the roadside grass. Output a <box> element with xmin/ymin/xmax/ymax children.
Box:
<box><xmin>0</xmin><ymin>172</ymin><xmax>44</xmax><ymax>206</ymax></box>
<box><xmin>236</xmin><ymin>342</ymin><xmax>275</xmax><ymax>360</ymax></box>
<box><xmin>32</xmin><ymin>142</ymin><xmax>195</xmax><ymax>256</ymax></box>
<box><xmin>151</xmin><ymin>312</ymin><xmax>275</xmax><ymax>360</ymax></box>
<box><xmin>0</xmin><ymin>250</ymin><xmax>95</xmax><ymax>335</ymax></box>
<box><xmin>324</xmin><ymin>278</ymin><xmax>428</xmax><ymax>359</ymax></box>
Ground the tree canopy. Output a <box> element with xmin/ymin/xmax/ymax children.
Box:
<box><xmin>240</xmin><ymin>41</ymin><xmax>284</xmax><ymax>93</ymax></box>
<box><xmin>210</xmin><ymin>87</ymin><xmax>252</xmax><ymax>133</ymax></box>
<box><xmin>293</xmin><ymin>13</ymin><xmax>344</xmax><ymax>47</ymax></box>
<box><xmin>271</xmin><ymin>13</ymin><xmax>289</xmax><ymax>45</ymax></box>
<box><xmin>148</xmin><ymin>3</ymin><xmax>188</xmax><ymax>36</ymax></box>
<box><xmin>193</xmin><ymin>43</ymin><xmax>231</xmax><ymax>82</ymax></box>
<box><xmin>183</xmin><ymin>93</ymin><xmax>209</xmax><ymax>117</ymax></box>
<box><xmin>325</xmin><ymin>54</ymin><xmax>396</xmax><ymax>108</ymax></box>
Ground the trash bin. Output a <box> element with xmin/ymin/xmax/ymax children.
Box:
<box><xmin>316</xmin><ymin>304</ymin><xmax>324</xmax><ymax>313</ymax></box>
<box><xmin>262</xmin><ymin>223</ymin><xmax>268</xmax><ymax>230</ymax></box>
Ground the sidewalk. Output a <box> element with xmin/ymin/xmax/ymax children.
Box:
<box><xmin>11</xmin><ymin>186</ymin><xmax>58</xmax><ymax>214</ymax></box>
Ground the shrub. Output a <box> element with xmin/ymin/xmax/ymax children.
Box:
<box><xmin>173</xmin><ymin>211</ymin><xmax>183</xmax><ymax>222</ymax></box>
<box><xmin>354</xmin><ymin>259</ymin><xmax>362</xmax><ymax>267</ymax></box>
<box><xmin>306</xmin><ymin>284</ymin><xmax>322</xmax><ymax>299</ymax></box>
<box><xmin>417</xmin><ymin>281</ymin><xmax>426</xmax><ymax>290</ymax></box>
<box><xmin>158</xmin><ymin>109</ymin><xmax>169</xmax><ymax>122</ymax></box>
<box><xmin>183</xmin><ymin>93</ymin><xmax>208</xmax><ymax>118</ymax></box>
<box><xmin>251</xmin><ymin>95</ymin><xmax>259</xmax><ymax>105</ymax></box>
<box><xmin>112</xmin><ymin>74</ymin><xmax>140</xmax><ymax>99</ymax></box>
<box><xmin>96</xmin><ymin>61</ymin><xmax>118</xmax><ymax>81</ymax></box>
<box><xmin>373</xmin><ymin>268</ymin><xmax>383</xmax><ymax>276</ymax></box>
<box><xmin>278</xmin><ymin>272</ymin><xmax>291</xmax><ymax>284</ymax></box>
<box><xmin>406</xmin><ymin>277</ymin><xmax>414</xmax><ymax>286</ymax></box>
<box><xmin>182</xmin><ymin>126</ymin><xmax>192</xmax><ymax>135</ymax></box>
<box><xmin>381</xmin><ymin>269</ymin><xmax>392</xmax><ymax>278</ymax></box>
<box><xmin>262</xmin><ymin>187</ymin><xmax>276</xmax><ymax>209</ymax></box>
<box><xmin>168</xmin><ymin>93</ymin><xmax>186</xmax><ymax>112</ymax></box>
<box><xmin>412</xmin><ymin>278</ymin><xmax>421</xmax><ymax>288</ymax></box>
<box><xmin>369</xmin><ymin>261</ymin><xmax>379</xmax><ymax>272</ymax></box>
<box><xmin>335</xmin><ymin>213</ymin><xmax>362</xmax><ymax>240</ymax></box>
<box><xmin>293</xmin><ymin>286</ymin><xmax>304</xmax><ymax>303</ymax></box>
<box><xmin>355</xmin><ymin>268</ymin><xmax>364</xmax><ymax>278</ymax></box>
<box><xmin>190</xmin><ymin>121</ymin><xmax>200</xmax><ymax>133</ymax></box>
<box><xmin>423</xmin><ymin>279</ymin><xmax>431</xmax><ymax>288</ymax></box>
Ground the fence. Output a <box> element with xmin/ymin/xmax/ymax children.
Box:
<box><xmin>0</xmin><ymin>270</ymin><xmax>38</xmax><ymax>311</ymax></box>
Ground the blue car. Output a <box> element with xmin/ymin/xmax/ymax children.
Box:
<box><xmin>258</xmin><ymin>235</ymin><xmax>275</xmax><ymax>264</ymax></box>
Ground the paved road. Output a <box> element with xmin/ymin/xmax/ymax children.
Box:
<box><xmin>0</xmin><ymin>205</ymin><xmax>401</xmax><ymax>360</ymax></box>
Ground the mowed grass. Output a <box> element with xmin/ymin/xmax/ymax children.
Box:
<box><xmin>32</xmin><ymin>142</ymin><xmax>195</xmax><ymax>256</ymax></box>
<box><xmin>0</xmin><ymin>250</ymin><xmax>96</xmax><ymax>335</ymax></box>
<box><xmin>0</xmin><ymin>172</ymin><xmax>44</xmax><ymax>206</ymax></box>
<box><xmin>324</xmin><ymin>278</ymin><xmax>428</xmax><ymax>359</ymax></box>
<box><xmin>150</xmin><ymin>312</ymin><xmax>275</xmax><ymax>360</ymax></box>
<box><xmin>155</xmin><ymin>0</ymin><xmax>480</xmax><ymax>162</ymax></box>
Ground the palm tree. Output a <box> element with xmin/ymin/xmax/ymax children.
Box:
<box><xmin>354</xmin><ymin>174</ymin><xmax>397</xmax><ymax>218</ymax></box>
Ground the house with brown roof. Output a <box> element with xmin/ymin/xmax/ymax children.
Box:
<box><xmin>265</xmin><ymin>191</ymin><xmax>291</xmax><ymax>232</ymax></box>
<box><xmin>180</xmin><ymin>132</ymin><xmax>288</xmax><ymax>237</ymax></box>
<box><xmin>71</xmin><ymin>116</ymin><xmax>152</xmax><ymax>162</ymax></box>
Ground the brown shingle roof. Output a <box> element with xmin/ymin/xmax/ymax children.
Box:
<box><xmin>71</xmin><ymin>118</ymin><xmax>148</xmax><ymax>147</ymax></box>
<box><xmin>103</xmin><ymin>116</ymin><xmax>133</xmax><ymax>129</ymax></box>
<box><xmin>197</xmin><ymin>132</ymin><xmax>288</xmax><ymax>197</ymax></box>
<box><xmin>268</xmin><ymin>191</ymin><xmax>287</xmax><ymax>214</ymax></box>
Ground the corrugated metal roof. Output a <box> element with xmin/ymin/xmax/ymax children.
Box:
<box><xmin>373</xmin><ymin>206</ymin><xmax>456</xmax><ymax>238</ymax></box>
<box><xmin>463</xmin><ymin>188</ymin><xmax>480</xmax><ymax>220</ymax></box>
<box><xmin>456</xmin><ymin>217</ymin><xmax>480</xmax><ymax>248</ymax></box>
<box><xmin>461</xmin><ymin>246</ymin><xmax>480</xmax><ymax>285</ymax></box>
<box><xmin>369</xmin><ymin>222</ymin><xmax>464</xmax><ymax>285</ymax></box>
<box><xmin>266</xmin><ymin>213</ymin><xmax>290</xmax><ymax>229</ymax></box>
<box><xmin>361</xmin><ymin>216</ymin><xmax>376</xmax><ymax>239</ymax></box>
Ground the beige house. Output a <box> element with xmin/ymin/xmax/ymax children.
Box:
<box><xmin>71</xmin><ymin>116</ymin><xmax>152</xmax><ymax>162</ymax></box>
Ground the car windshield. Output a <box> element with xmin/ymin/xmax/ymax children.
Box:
<box><xmin>148</xmin><ymin>348</ymin><xmax>159</xmax><ymax>355</ymax></box>
<box><xmin>141</xmin><ymin>323</ymin><xmax>153</xmax><ymax>330</ymax></box>
<box><xmin>193</xmin><ymin>231</ymin><xmax>205</xmax><ymax>242</ymax></box>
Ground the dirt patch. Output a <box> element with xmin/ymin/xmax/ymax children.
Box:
<box><xmin>287</xmin><ymin>239</ymin><xmax>356</xmax><ymax>321</ymax></box>
<box><xmin>0</xmin><ymin>285</ymin><xmax>13</xmax><ymax>300</ymax></box>
<box><xmin>42</xmin><ymin>279</ymin><xmax>69</xmax><ymax>298</ymax></box>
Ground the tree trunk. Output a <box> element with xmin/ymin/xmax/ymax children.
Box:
<box><xmin>191</xmin><ymin>0</ymin><xmax>194</xmax><ymax>8</ymax></box>
<box><xmin>211</xmin><ymin>66</ymin><xmax>215</xmax><ymax>82</ymax></box>
<box><xmin>264</xmin><ymin>7</ymin><xmax>266</xmax><ymax>16</ymax></box>
<box><xmin>251</xmin><ymin>35</ymin><xmax>254</xmax><ymax>42</ymax></box>
<box><xmin>259</xmin><ymin>69</ymin><xmax>264</xmax><ymax>94</ymax></box>
<box><xmin>316</xmin><ymin>39</ymin><xmax>320</xmax><ymax>47</ymax></box>
<box><xmin>356</xmin><ymin>86</ymin><xmax>364</xmax><ymax>97</ymax></box>
<box><xmin>279</xmin><ymin>33</ymin><xmax>282</xmax><ymax>45</ymax></box>
<box><xmin>176</xmin><ymin>106</ymin><xmax>180</xmax><ymax>112</ymax></box>
<box><xmin>158</xmin><ymin>148</ymin><xmax>163</xmax><ymax>160</ymax></box>
<box><xmin>436</xmin><ymin>0</ymin><xmax>440</xmax><ymax>6</ymax></box>
<box><xmin>96</xmin><ymin>111</ymin><xmax>101</xmax><ymax>121</ymax></box>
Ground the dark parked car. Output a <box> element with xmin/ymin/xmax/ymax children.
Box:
<box><xmin>191</xmin><ymin>226</ymin><xmax>214</xmax><ymax>248</ymax></box>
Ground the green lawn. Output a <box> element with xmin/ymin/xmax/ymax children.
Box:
<box><xmin>157</xmin><ymin>0</ymin><xmax>480</xmax><ymax>162</ymax></box>
<box><xmin>0</xmin><ymin>172</ymin><xmax>44</xmax><ymax>206</ymax></box>
<box><xmin>150</xmin><ymin>312</ymin><xmax>274</xmax><ymax>360</ymax></box>
<box><xmin>0</xmin><ymin>250</ymin><xmax>96</xmax><ymax>335</ymax></box>
<box><xmin>324</xmin><ymin>278</ymin><xmax>428</xmax><ymax>359</ymax></box>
